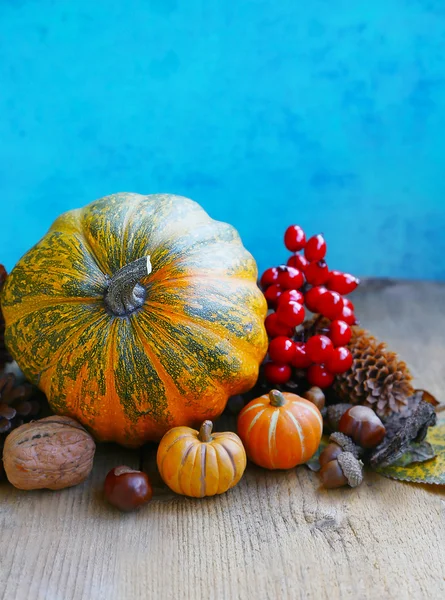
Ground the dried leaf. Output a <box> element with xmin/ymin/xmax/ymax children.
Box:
<box><xmin>376</xmin><ymin>418</ymin><xmax>445</xmax><ymax>484</ymax></box>
<box><xmin>382</xmin><ymin>441</ymin><xmax>436</xmax><ymax>468</ymax></box>
<box><xmin>414</xmin><ymin>389</ymin><xmax>439</xmax><ymax>408</ymax></box>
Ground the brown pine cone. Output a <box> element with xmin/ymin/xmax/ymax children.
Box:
<box><xmin>305</xmin><ymin>316</ymin><xmax>414</xmax><ymax>418</ymax></box>
<box><xmin>0</xmin><ymin>370</ymin><xmax>43</xmax><ymax>452</ymax></box>
<box><xmin>333</xmin><ymin>326</ymin><xmax>414</xmax><ymax>418</ymax></box>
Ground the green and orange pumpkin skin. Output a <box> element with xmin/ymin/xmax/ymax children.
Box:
<box><xmin>1</xmin><ymin>193</ymin><xmax>268</xmax><ymax>447</ymax></box>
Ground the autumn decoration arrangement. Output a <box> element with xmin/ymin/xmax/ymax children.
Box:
<box><xmin>0</xmin><ymin>193</ymin><xmax>443</xmax><ymax>513</ymax></box>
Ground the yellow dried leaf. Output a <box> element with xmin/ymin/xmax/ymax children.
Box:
<box><xmin>377</xmin><ymin>417</ymin><xmax>445</xmax><ymax>484</ymax></box>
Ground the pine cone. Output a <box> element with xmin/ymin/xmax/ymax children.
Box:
<box><xmin>0</xmin><ymin>371</ymin><xmax>40</xmax><ymax>433</ymax></box>
<box><xmin>0</xmin><ymin>265</ymin><xmax>12</xmax><ymax>369</ymax></box>
<box><xmin>333</xmin><ymin>326</ymin><xmax>414</xmax><ymax>418</ymax></box>
<box><xmin>0</xmin><ymin>370</ymin><xmax>45</xmax><ymax>479</ymax></box>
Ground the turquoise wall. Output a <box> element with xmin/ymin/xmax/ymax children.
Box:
<box><xmin>1</xmin><ymin>1</ymin><xmax>444</xmax><ymax>279</ymax></box>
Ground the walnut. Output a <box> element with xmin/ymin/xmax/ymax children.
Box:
<box><xmin>3</xmin><ymin>416</ymin><xmax>96</xmax><ymax>490</ymax></box>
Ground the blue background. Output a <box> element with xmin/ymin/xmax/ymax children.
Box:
<box><xmin>1</xmin><ymin>1</ymin><xmax>445</xmax><ymax>279</ymax></box>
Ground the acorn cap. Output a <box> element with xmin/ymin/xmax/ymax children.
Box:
<box><xmin>329</xmin><ymin>432</ymin><xmax>362</xmax><ymax>458</ymax></box>
<box><xmin>337</xmin><ymin>452</ymin><xmax>364</xmax><ymax>488</ymax></box>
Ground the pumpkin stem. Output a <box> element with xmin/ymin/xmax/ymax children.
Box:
<box><xmin>268</xmin><ymin>390</ymin><xmax>286</xmax><ymax>407</ymax></box>
<box><xmin>198</xmin><ymin>420</ymin><xmax>213</xmax><ymax>442</ymax></box>
<box><xmin>104</xmin><ymin>256</ymin><xmax>152</xmax><ymax>317</ymax></box>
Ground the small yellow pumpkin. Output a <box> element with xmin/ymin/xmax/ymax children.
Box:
<box><xmin>157</xmin><ymin>420</ymin><xmax>246</xmax><ymax>497</ymax></box>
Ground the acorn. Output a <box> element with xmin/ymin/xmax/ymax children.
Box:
<box><xmin>320</xmin><ymin>452</ymin><xmax>364</xmax><ymax>489</ymax></box>
<box><xmin>319</xmin><ymin>432</ymin><xmax>361</xmax><ymax>467</ymax></box>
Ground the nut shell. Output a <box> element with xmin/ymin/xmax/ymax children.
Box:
<box><xmin>329</xmin><ymin>432</ymin><xmax>362</xmax><ymax>458</ymax></box>
<box><xmin>303</xmin><ymin>387</ymin><xmax>325</xmax><ymax>411</ymax></box>
<box><xmin>3</xmin><ymin>416</ymin><xmax>96</xmax><ymax>490</ymax></box>
<box><xmin>337</xmin><ymin>452</ymin><xmax>363</xmax><ymax>488</ymax></box>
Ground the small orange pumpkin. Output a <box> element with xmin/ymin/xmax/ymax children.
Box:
<box><xmin>237</xmin><ymin>390</ymin><xmax>323</xmax><ymax>469</ymax></box>
<box><xmin>157</xmin><ymin>420</ymin><xmax>246</xmax><ymax>497</ymax></box>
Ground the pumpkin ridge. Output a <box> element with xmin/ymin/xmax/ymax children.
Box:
<box><xmin>267</xmin><ymin>409</ymin><xmax>280</xmax><ymax>469</ymax></box>
<box><xmin>215</xmin><ymin>442</ymin><xmax>236</xmax><ymax>489</ymax></box>
<box><xmin>11</xmin><ymin>307</ymin><xmax>109</xmax><ymax>390</ymax></box>
<box><xmin>146</xmin><ymin>273</ymin><xmax>260</xmax><ymax>287</ymax></box>
<box><xmin>200</xmin><ymin>445</ymin><xmax>207</xmax><ymax>497</ymax></box>
<box><xmin>121</xmin><ymin>195</ymin><xmax>147</xmax><ymax>262</ymax></box>
<box><xmin>2</xmin><ymin>297</ymin><xmax>104</xmax><ymax>327</ymax></box>
<box><xmin>179</xmin><ymin>441</ymin><xmax>195</xmax><ymax>467</ymax></box>
<box><xmin>134</xmin><ymin>311</ymin><xmax>236</xmax><ymax>402</ymax></box>
<box><xmin>219</xmin><ymin>442</ymin><xmax>237</xmax><ymax>483</ymax></box>
<box><xmin>103</xmin><ymin>316</ymin><xmax>121</xmax><ymax>441</ymax></box>
<box><xmin>145</xmin><ymin>301</ymin><xmax>267</xmax><ymax>363</ymax></box>
<box><xmin>245</xmin><ymin>408</ymin><xmax>267</xmax><ymax>439</ymax></box>
<box><xmin>177</xmin><ymin>443</ymin><xmax>199</xmax><ymax>496</ymax></box>
<box><xmin>129</xmin><ymin>317</ymin><xmax>198</xmax><ymax>420</ymax></box>
<box><xmin>160</xmin><ymin>434</ymin><xmax>192</xmax><ymax>472</ymax></box>
<box><xmin>147</xmin><ymin>279</ymin><xmax>266</xmax><ymax>320</ymax></box>
<box><xmin>39</xmin><ymin>312</ymin><xmax>114</xmax><ymax>419</ymax></box>
<box><xmin>65</xmin><ymin>211</ymin><xmax>111</xmax><ymax>276</ymax></box>
<box><xmin>285</xmin><ymin>410</ymin><xmax>306</xmax><ymax>460</ymax></box>
<box><xmin>292</xmin><ymin>400</ymin><xmax>324</xmax><ymax>430</ymax></box>
<box><xmin>190</xmin><ymin>442</ymin><xmax>204</xmax><ymax>497</ymax></box>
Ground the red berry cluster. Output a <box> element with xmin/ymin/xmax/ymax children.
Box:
<box><xmin>260</xmin><ymin>225</ymin><xmax>359</xmax><ymax>388</ymax></box>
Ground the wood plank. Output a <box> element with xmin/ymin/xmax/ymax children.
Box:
<box><xmin>0</xmin><ymin>280</ymin><xmax>444</xmax><ymax>600</ymax></box>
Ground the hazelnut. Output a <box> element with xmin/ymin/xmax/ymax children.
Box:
<box><xmin>303</xmin><ymin>386</ymin><xmax>325</xmax><ymax>410</ymax></box>
<box><xmin>339</xmin><ymin>406</ymin><xmax>386</xmax><ymax>448</ymax></box>
<box><xmin>104</xmin><ymin>466</ymin><xmax>153</xmax><ymax>512</ymax></box>
<box><xmin>320</xmin><ymin>452</ymin><xmax>364</xmax><ymax>489</ymax></box>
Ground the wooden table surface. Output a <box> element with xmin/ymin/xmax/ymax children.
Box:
<box><xmin>0</xmin><ymin>279</ymin><xmax>444</xmax><ymax>600</ymax></box>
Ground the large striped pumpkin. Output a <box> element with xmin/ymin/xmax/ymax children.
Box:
<box><xmin>1</xmin><ymin>193</ymin><xmax>268</xmax><ymax>446</ymax></box>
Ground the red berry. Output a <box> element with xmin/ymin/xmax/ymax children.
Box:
<box><xmin>264</xmin><ymin>284</ymin><xmax>283</xmax><ymax>309</ymax></box>
<box><xmin>343</xmin><ymin>298</ymin><xmax>355</xmax><ymax>312</ymax></box>
<box><xmin>326</xmin><ymin>270</ymin><xmax>360</xmax><ymax>295</ymax></box>
<box><xmin>307</xmin><ymin>364</ymin><xmax>335</xmax><ymax>388</ymax></box>
<box><xmin>326</xmin><ymin>346</ymin><xmax>353</xmax><ymax>374</ymax></box>
<box><xmin>276</xmin><ymin>300</ymin><xmax>305</xmax><ymax>328</ymax></box>
<box><xmin>265</xmin><ymin>313</ymin><xmax>294</xmax><ymax>338</ymax></box>
<box><xmin>318</xmin><ymin>291</ymin><xmax>344</xmax><ymax>320</ymax></box>
<box><xmin>268</xmin><ymin>336</ymin><xmax>296</xmax><ymax>364</ymax></box>
<box><xmin>329</xmin><ymin>320</ymin><xmax>352</xmax><ymax>347</ymax></box>
<box><xmin>277</xmin><ymin>266</ymin><xmax>304</xmax><ymax>290</ymax></box>
<box><xmin>264</xmin><ymin>362</ymin><xmax>292</xmax><ymax>384</ymax></box>
<box><xmin>260</xmin><ymin>267</ymin><xmax>279</xmax><ymax>289</ymax></box>
<box><xmin>284</xmin><ymin>225</ymin><xmax>306</xmax><ymax>252</ymax></box>
<box><xmin>306</xmin><ymin>334</ymin><xmax>334</xmax><ymax>364</ymax></box>
<box><xmin>287</xmin><ymin>254</ymin><xmax>309</xmax><ymax>271</ymax></box>
<box><xmin>304</xmin><ymin>286</ymin><xmax>327</xmax><ymax>313</ymax></box>
<box><xmin>304</xmin><ymin>234</ymin><xmax>327</xmax><ymax>262</ymax></box>
<box><xmin>292</xmin><ymin>343</ymin><xmax>313</xmax><ymax>368</ymax></box>
<box><xmin>278</xmin><ymin>289</ymin><xmax>304</xmax><ymax>306</ymax></box>
<box><xmin>304</xmin><ymin>260</ymin><xmax>329</xmax><ymax>286</ymax></box>
<box><xmin>340</xmin><ymin>304</ymin><xmax>357</xmax><ymax>325</ymax></box>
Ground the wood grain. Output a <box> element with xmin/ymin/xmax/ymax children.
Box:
<box><xmin>0</xmin><ymin>280</ymin><xmax>444</xmax><ymax>600</ymax></box>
